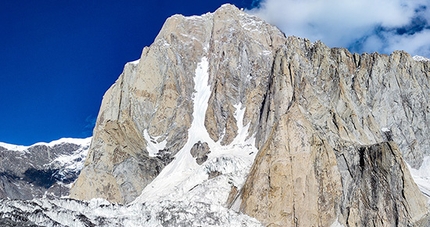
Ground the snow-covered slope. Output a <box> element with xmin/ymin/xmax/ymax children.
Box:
<box><xmin>413</xmin><ymin>55</ymin><xmax>430</xmax><ymax>62</ymax></box>
<box><xmin>0</xmin><ymin>137</ymin><xmax>91</xmax><ymax>199</ymax></box>
<box><xmin>409</xmin><ymin>156</ymin><xmax>430</xmax><ymax>200</ymax></box>
<box><xmin>0</xmin><ymin>137</ymin><xmax>91</xmax><ymax>152</ymax></box>
<box><xmin>0</xmin><ymin>198</ymin><xmax>262</xmax><ymax>227</ymax></box>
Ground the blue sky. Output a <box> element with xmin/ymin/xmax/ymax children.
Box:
<box><xmin>1</xmin><ymin>0</ymin><xmax>429</xmax><ymax>145</ymax></box>
<box><xmin>0</xmin><ymin>0</ymin><xmax>255</xmax><ymax>145</ymax></box>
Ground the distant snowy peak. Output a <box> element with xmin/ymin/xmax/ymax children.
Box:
<box><xmin>413</xmin><ymin>55</ymin><xmax>430</xmax><ymax>62</ymax></box>
<box><xmin>0</xmin><ymin>137</ymin><xmax>92</xmax><ymax>200</ymax></box>
<box><xmin>40</xmin><ymin>137</ymin><xmax>92</xmax><ymax>148</ymax></box>
<box><xmin>0</xmin><ymin>137</ymin><xmax>92</xmax><ymax>152</ymax></box>
<box><xmin>0</xmin><ymin>142</ymin><xmax>28</xmax><ymax>152</ymax></box>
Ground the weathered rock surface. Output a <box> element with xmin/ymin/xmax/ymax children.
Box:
<box><xmin>70</xmin><ymin>4</ymin><xmax>285</xmax><ymax>204</ymax></box>
<box><xmin>0</xmin><ymin>138</ymin><xmax>90</xmax><ymax>200</ymax></box>
<box><xmin>71</xmin><ymin>4</ymin><xmax>429</xmax><ymax>226</ymax></box>
<box><xmin>239</xmin><ymin>104</ymin><xmax>342</xmax><ymax>226</ymax></box>
<box><xmin>341</xmin><ymin>142</ymin><xmax>427</xmax><ymax>226</ymax></box>
<box><xmin>190</xmin><ymin>141</ymin><xmax>211</xmax><ymax>165</ymax></box>
<box><xmin>234</xmin><ymin>37</ymin><xmax>430</xmax><ymax>226</ymax></box>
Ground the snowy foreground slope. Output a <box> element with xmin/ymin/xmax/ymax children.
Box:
<box><xmin>0</xmin><ymin>198</ymin><xmax>261</xmax><ymax>226</ymax></box>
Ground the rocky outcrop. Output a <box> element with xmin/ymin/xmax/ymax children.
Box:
<box><xmin>71</xmin><ymin>4</ymin><xmax>429</xmax><ymax>226</ymax></box>
<box><xmin>70</xmin><ymin>4</ymin><xmax>285</xmax><ymax>204</ymax></box>
<box><xmin>239</xmin><ymin>104</ymin><xmax>342</xmax><ymax>226</ymax></box>
<box><xmin>342</xmin><ymin>142</ymin><xmax>427</xmax><ymax>226</ymax></box>
<box><xmin>234</xmin><ymin>37</ymin><xmax>430</xmax><ymax>226</ymax></box>
<box><xmin>190</xmin><ymin>141</ymin><xmax>211</xmax><ymax>165</ymax></box>
<box><xmin>0</xmin><ymin>138</ymin><xmax>90</xmax><ymax>200</ymax></box>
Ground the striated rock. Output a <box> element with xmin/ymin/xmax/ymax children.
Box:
<box><xmin>70</xmin><ymin>4</ymin><xmax>429</xmax><ymax>226</ymax></box>
<box><xmin>233</xmin><ymin>38</ymin><xmax>430</xmax><ymax>225</ymax></box>
<box><xmin>70</xmin><ymin>4</ymin><xmax>285</xmax><ymax>204</ymax></box>
<box><xmin>340</xmin><ymin>142</ymin><xmax>428</xmax><ymax>226</ymax></box>
<box><xmin>239</xmin><ymin>104</ymin><xmax>342</xmax><ymax>227</ymax></box>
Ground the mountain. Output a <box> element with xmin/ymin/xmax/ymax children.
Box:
<box><xmin>0</xmin><ymin>138</ymin><xmax>91</xmax><ymax>200</ymax></box>
<box><xmin>2</xmin><ymin>4</ymin><xmax>430</xmax><ymax>226</ymax></box>
<box><xmin>70</xmin><ymin>3</ymin><xmax>430</xmax><ymax>226</ymax></box>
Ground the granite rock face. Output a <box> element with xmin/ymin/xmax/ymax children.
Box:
<box><xmin>71</xmin><ymin>4</ymin><xmax>429</xmax><ymax>226</ymax></box>
<box><xmin>70</xmin><ymin>4</ymin><xmax>285</xmax><ymax>204</ymax></box>
<box><xmin>341</xmin><ymin>142</ymin><xmax>427</xmax><ymax>226</ymax></box>
<box><xmin>234</xmin><ymin>38</ymin><xmax>430</xmax><ymax>226</ymax></box>
<box><xmin>239</xmin><ymin>104</ymin><xmax>342</xmax><ymax>226</ymax></box>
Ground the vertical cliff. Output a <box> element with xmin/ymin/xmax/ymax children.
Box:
<box><xmin>70</xmin><ymin>4</ymin><xmax>429</xmax><ymax>226</ymax></box>
<box><xmin>235</xmin><ymin>37</ymin><xmax>430</xmax><ymax>226</ymax></box>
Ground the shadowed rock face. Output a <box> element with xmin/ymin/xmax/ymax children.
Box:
<box><xmin>0</xmin><ymin>140</ymin><xmax>90</xmax><ymax>200</ymax></box>
<box><xmin>70</xmin><ymin>4</ymin><xmax>429</xmax><ymax>226</ymax></box>
<box><xmin>340</xmin><ymin>142</ymin><xmax>427</xmax><ymax>226</ymax></box>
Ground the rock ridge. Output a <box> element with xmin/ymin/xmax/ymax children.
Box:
<box><xmin>70</xmin><ymin>4</ymin><xmax>430</xmax><ymax>226</ymax></box>
<box><xmin>0</xmin><ymin>138</ymin><xmax>91</xmax><ymax>200</ymax></box>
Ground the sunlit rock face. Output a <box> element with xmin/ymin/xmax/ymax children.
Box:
<box><xmin>235</xmin><ymin>38</ymin><xmax>430</xmax><ymax>226</ymax></box>
<box><xmin>70</xmin><ymin>4</ymin><xmax>430</xmax><ymax>226</ymax></box>
<box><xmin>70</xmin><ymin>4</ymin><xmax>285</xmax><ymax>205</ymax></box>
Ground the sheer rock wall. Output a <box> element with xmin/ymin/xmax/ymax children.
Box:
<box><xmin>71</xmin><ymin>4</ymin><xmax>429</xmax><ymax>226</ymax></box>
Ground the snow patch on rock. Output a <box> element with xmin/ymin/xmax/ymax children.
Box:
<box><xmin>0</xmin><ymin>137</ymin><xmax>92</xmax><ymax>152</ymax></box>
<box><xmin>134</xmin><ymin>56</ymin><xmax>258</xmax><ymax>224</ymax></box>
<box><xmin>413</xmin><ymin>55</ymin><xmax>430</xmax><ymax>62</ymax></box>
<box><xmin>408</xmin><ymin>156</ymin><xmax>430</xmax><ymax>200</ymax></box>
<box><xmin>143</xmin><ymin>130</ymin><xmax>168</xmax><ymax>157</ymax></box>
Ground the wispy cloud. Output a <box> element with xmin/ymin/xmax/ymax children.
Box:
<box><xmin>247</xmin><ymin>0</ymin><xmax>430</xmax><ymax>57</ymax></box>
<box><xmin>81</xmin><ymin>115</ymin><xmax>97</xmax><ymax>137</ymax></box>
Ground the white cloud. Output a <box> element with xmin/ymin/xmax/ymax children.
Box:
<box><xmin>388</xmin><ymin>30</ymin><xmax>430</xmax><ymax>57</ymax></box>
<box><xmin>247</xmin><ymin>0</ymin><xmax>430</xmax><ymax>57</ymax></box>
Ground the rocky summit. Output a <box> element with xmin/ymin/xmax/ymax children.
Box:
<box><xmin>69</xmin><ymin>3</ymin><xmax>430</xmax><ymax>226</ymax></box>
<box><xmin>2</xmin><ymin>4</ymin><xmax>430</xmax><ymax>227</ymax></box>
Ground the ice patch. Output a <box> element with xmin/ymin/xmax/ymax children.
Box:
<box><xmin>261</xmin><ymin>50</ymin><xmax>272</xmax><ymax>55</ymax></box>
<box><xmin>330</xmin><ymin>218</ymin><xmax>345</xmax><ymax>227</ymax></box>
<box><xmin>381</xmin><ymin>127</ymin><xmax>390</xmax><ymax>132</ymax></box>
<box><xmin>143</xmin><ymin>130</ymin><xmax>168</xmax><ymax>157</ymax></box>
<box><xmin>0</xmin><ymin>142</ymin><xmax>28</xmax><ymax>152</ymax></box>
<box><xmin>30</xmin><ymin>137</ymin><xmax>92</xmax><ymax>148</ymax></box>
<box><xmin>230</xmin><ymin>194</ymin><xmax>242</xmax><ymax>212</ymax></box>
<box><xmin>408</xmin><ymin>156</ymin><xmax>430</xmax><ymax>200</ymax></box>
<box><xmin>129</xmin><ymin>59</ymin><xmax>140</xmax><ymax>65</ymax></box>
